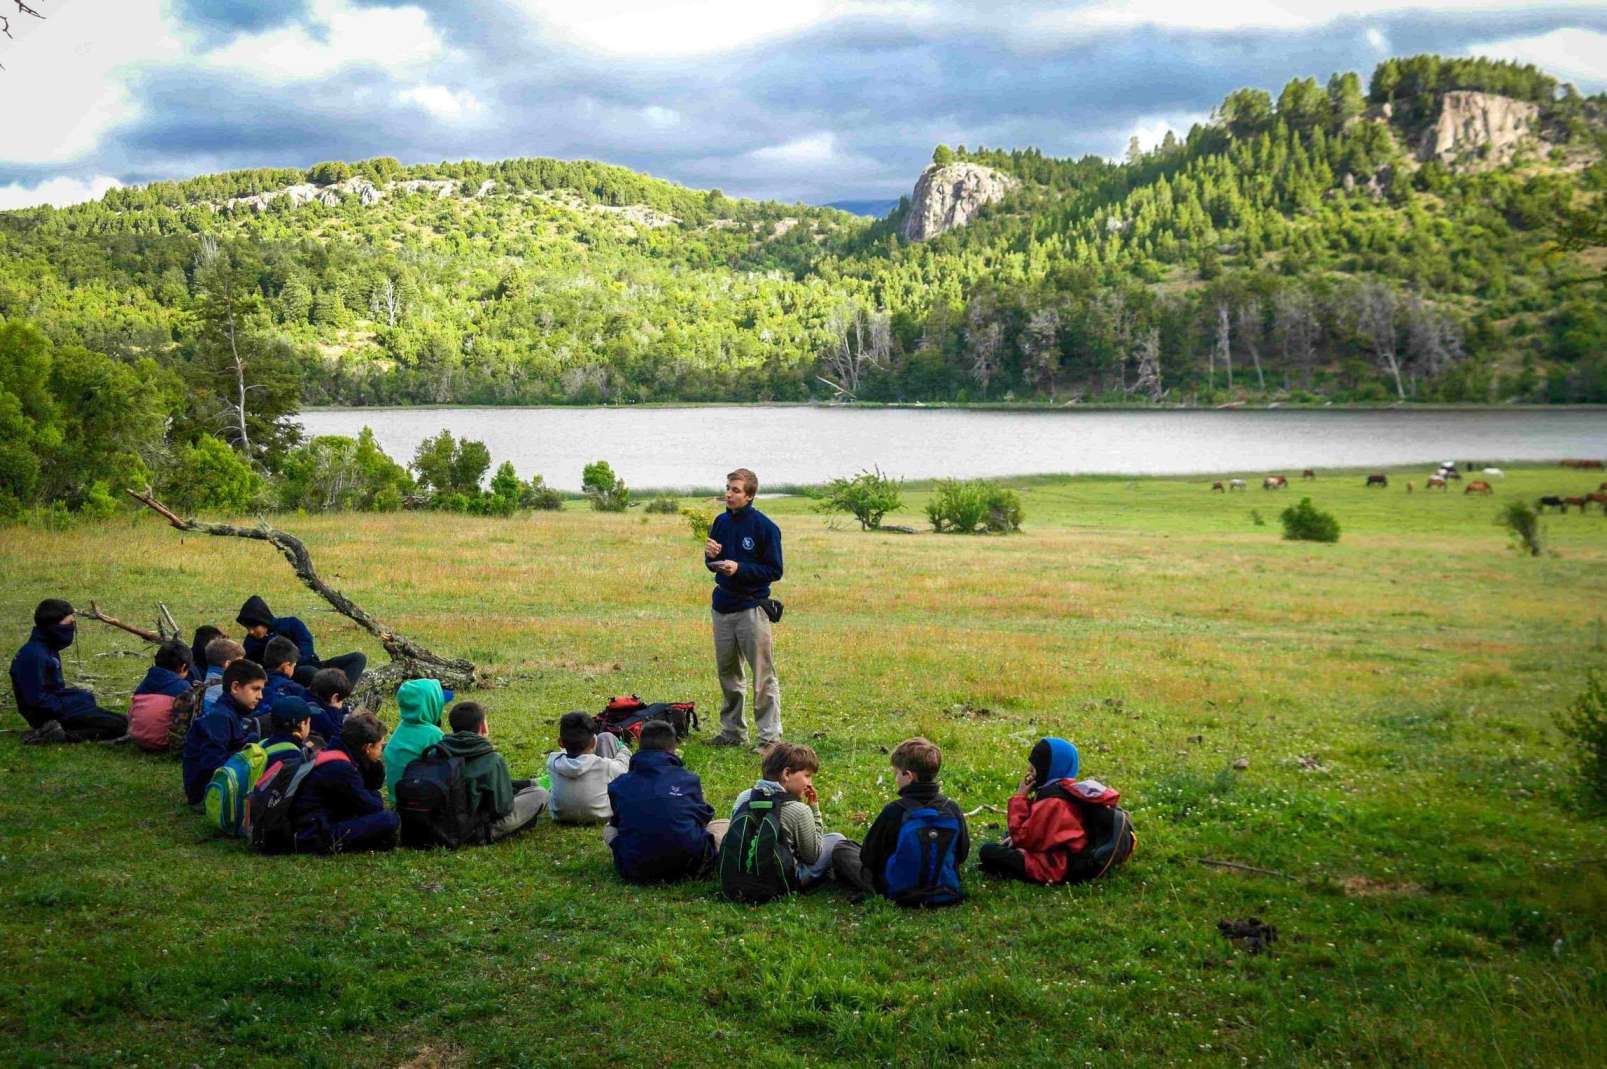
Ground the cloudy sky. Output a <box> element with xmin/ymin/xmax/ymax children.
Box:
<box><xmin>2</xmin><ymin>0</ymin><xmax>1606</xmax><ymax>210</ymax></box>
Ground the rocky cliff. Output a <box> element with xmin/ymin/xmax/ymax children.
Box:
<box><xmin>903</xmin><ymin>162</ymin><xmax>1018</xmax><ymax>241</ymax></box>
<box><xmin>1417</xmin><ymin>91</ymin><xmax>1542</xmax><ymax>166</ymax></box>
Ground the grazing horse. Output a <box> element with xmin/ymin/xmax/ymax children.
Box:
<box><xmin>1442</xmin><ymin>468</ymin><xmax>1461</xmax><ymax>481</ymax></box>
<box><xmin>1228</xmin><ymin>478</ymin><xmax>1247</xmax><ymax>491</ymax></box>
<box><xmin>1587</xmin><ymin>492</ymin><xmax>1607</xmax><ymax>512</ymax></box>
<box><xmin>1263</xmin><ymin>475</ymin><xmax>1288</xmax><ymax>490</ymax></box>
<box><xmin>1365</xmin><ymin>473</ymin><xmax>1388</xmax><ymax>488</ymax></box>
<box><xmin>1211</xmin><ymin>481</ymin><xmax>1226</xmax><ymax>492</ymax></box>
<box><xmin>1564</xmin><ymin>496</ymin><xmax>1588</xmax><ymax>512</ymax></box>
<box><xmin>1599</xmin><ymin>482</ymin><xmax>1607</xmax><ymax>492</ymax></box>
<box><xmin>1464</xmin><ymin>480</ymin><xmax>1494</xmax><ymax>495</ymax></box>
<box><xmin>1426</xmin><ymin>476</ymin><xmax>1446</xmax><ymax>490</ymax></box>
<box><xmin>1406</xmin><ymin>481</ymin><xmax>1414</xmax><ymax>494</ymax></box>
<box><xmin>1301</xmin><ymin>469</ymin><xmax>1316</xmax><ymax>480</ymax></box>
<box><xmin>1562</xmin><ymin>459</ymin><xmax>1605</xmax><ymax>470</ymax></box>
<box><xmin>1537</xmin><ymin>496</ymin><xmax>1565</xmax><ymax>512</ymax></box>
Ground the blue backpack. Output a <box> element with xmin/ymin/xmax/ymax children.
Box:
<box><xmin>883</xmin><ymin>798</ymin><xmax>964</xmax><ymax>907</ymax></box>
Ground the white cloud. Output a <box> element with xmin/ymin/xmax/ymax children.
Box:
<box><xmin>1467</xmin><ymin>27</ymin><xmax>1607</xmax><ymax>91</ymax></box>
<box><xmin>1029</xmin><ymin>1</ymin><xmax>1607</xmax><ymax>38</ymax></box>
<box><xmin>1119</xmin><ymin>112</ymin><xmax>1210</xmax><ymax>157</ymax></box>
<box><xmin>750</xmin><ymin>132</ymin><xmax>841</xmax><ymax>166</ymax></box>
<box><xmin>0</xmin><ymin>175</ymin><xmax>123</xmax><ymax>212</ymax></box>
<box><xmin>202</xmin><ymin>0</ymin><xmax>443</xmax><ymax>82</ymax></box>
<box><xmin>641</xmin><ymin>105</ymin><xmax>682</xmax><ymax>128</ymax></box>
<box><xmin>1366</xmin><ymin>26</ymin><xmax>1390</xmax><ymax>53</ymax></box>
<box><xmin>397</xmin><ymin>84</ymin><xmax>485</xmax><ymax>122</ymax></box>
<box><xmin>0</xmin><ymin>0</ymin><xmax>182</xmax><ymax>165</ymax></box>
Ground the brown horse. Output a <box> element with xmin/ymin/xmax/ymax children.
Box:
<box><xmin>1464</xmin><ymin>481</ymin><xmax>1494</xmax><ymax>495</ymax></box>
<box><xmin>1564</xmin><ymin>496</ymin><xmax>1588</xmax><ymax>512</ymax></box>
<box><xmin>1365</xmin><ymin>473</ymin><xmax>1388</xmax><ymax>487</ymax></box>
<box><xmin>1301</xmin><ymin>469</ymin><xmax>1316</xmax><ymax>480</ymax></box>
<box><xmin>1211</xmin><ymin>481</ymin><xmax>1225</xmax><ymax>492</ymax></box>
<box><xmin>1263</xmin><ymin>475</ymin><xmax>1288</xmax><ymax>490</ymax></box>
<box><xmin>1587</xmin><ymin>492</ymin><xmax>1607</xmax><ymax>512</ymax></box>
<box><xmin>1426</xmin><ymin>476</ymin><xmax>1446</xmax><ymax>490</ymax></box>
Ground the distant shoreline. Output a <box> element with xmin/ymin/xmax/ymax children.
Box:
<box><xmin>301</xmin><ymin>401</ymin><xmax>1607</xmax><ymax>413</ymax></box>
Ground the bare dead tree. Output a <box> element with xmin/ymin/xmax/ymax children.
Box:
<box><xmin>126</xmin><ymin>489</ymin><xmax>479</xmax><ymax>710</ymax></box>
<box><xmin>0</xmin><ymin>1</ymin><xmax>46</xmax><ymax>70</ymax></box>
<box><xmin>370</xmin><ymin>275</ymin><xmax>403</xmax><ymax>328</ymax></box>
<box><xmin>1023</xmin><ymin>308</ymin><xmax>1060</xmax><ymax>400</ymax></box>
<box><xmin>1355</xmin><ymin>282</ymin><xmax>1405</xmax><ymax>399</ymax></box>
<box><xmin>1403</xmin><ymin>295</ymin><xmax>1465</xmax><ymax>387</ymax></box>
<box><xmin>965</xmin><ymin>300</ymin><xmax>1002</xmax><ymax>399</ymax></box>
<box><xmin>1273</xmin><ymin>288</ymin><xmax>1318</xmax><ymax>388</ymax></box>
<box><xmin>1130</xmin><ymin>327</ymin><xmax>1163</xmax><ymax>402</ymax></box>
<box><xmin>820</xmin><ymin>306</ymin><xmax>889</xmax><ymax>399</ymax></box>
<box><xmin>1236</xmin><ymin>300</ymin><xmax>1266</xmax><ymax>391</ymax></box>
<box><xmin>1214</xmin><ymin>302</ymin><xmax>1233</xmax><ymax>390</ymax></box>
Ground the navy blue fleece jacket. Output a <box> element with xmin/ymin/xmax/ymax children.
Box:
<box><xmin>705</xmin><ymin>503</ymin><xmax>783</xmax><ymax>613</ymax></box>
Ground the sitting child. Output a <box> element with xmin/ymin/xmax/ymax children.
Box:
<box><xmin>308</xmin><ymin>667</ymin><xmax>352</xmax><ymax>744</ymax></box>
<box><xmin>383</xmin><ymin>678</ymin><xmax>448</xmax><ymax>802</ymax></box>
<box><xmin>259</xmin><ymin>695</ymin><xmax>315</xmax><ymax>769</ymax></box>
<box><xmin>189</xmin><ymin>625</ymin><xmax>223</xmax><ymax>680</ymax></box>
<box><xmin>725</xmin><ymin>742</ymin><xmax>872</xmax><ymax>896</ymax></box>
<box><xmin>128</xmin><ymin>639</ymin><xmax>195</xmax><ymax>752</ymax></box>
<box><xmin>608</xmin><ymin>720</ymin><xmax>725</xmax><ymax>882</ymax></box>
<box><xmin>237</xmin><ymin>595</ymin><xmax>366</xmax><ymax>687</ymax></box>
<box><xmin>9</xmin><ymin>598</ymin><xmax>128</xmax><ymax>743</ymax></box>
<box><xmin>858</xmin><ymin>737</ymin><xmax>970</xmax><ymax>906</ymax></box>
<box><xmin>546</xmin><ymin>711</ymin><xmax>629</xmax><ymax>824</ymax></box>
<box><xmin>436</xmin><ymin>701</ymin><xmax>549</xmax><ymax>841</ymax></box>
<box><xmin>182</xmin><ymin>659</ymin><xmax>265</xmax><ymax>805</ymax></box>
<box><xmin>201</xmin><ymin>637</ymin><xmax>246</xmax><ymax>716</ymax></box>
<box><xmin>978</xmin><ymin>736</ymin><xmax>1135</xmax><ymax>884</ymax></box>
<box><xmin>292</xmin><ymin>711</ymin><xmax>399</xmax><ymax>854</ymax></box>
<box><xmin>259</xmin><ymin>636</ymin><xmax>314</xmax><ymax>713</ymax></box>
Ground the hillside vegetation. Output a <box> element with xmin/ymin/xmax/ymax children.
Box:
<box><xmin>0</xmin><ymin>55</ymin><xmax>1603</xmax><ymax>429</ymax></box>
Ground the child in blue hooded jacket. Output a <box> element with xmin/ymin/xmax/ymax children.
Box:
<box><xmin>608</xmin><ymin>721</ymin><xmax>723</xmax><ymax>882</ymax></box>
<box><xmin>9</xmin><ymin>599</ymin><xmax>128</xmax><ymax>743</ymax></box>
<box><xmin>182</xmin><ymin>659</ymin><xmax>266</xmax><ymax>804</ymax></box>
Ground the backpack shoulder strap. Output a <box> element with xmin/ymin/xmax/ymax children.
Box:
<box><xmin>313</xmin><ymin>748</ymin><xmax>352</xmax><ymax>767</ymax></box>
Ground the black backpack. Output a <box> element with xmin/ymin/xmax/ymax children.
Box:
<box><xmin>247</xmin><ymin>752</ymin><xmax>325</xmax><ymax>855</ymax></box>
<box><xmin>717</xmin><ymin>787</ymin><xmax>799</xmax><ymax>903</ymax></box>
<box><xmin>597</xmin><ymin>696</ymin><xmax>699</xmax><ymax>742</ymax></box>
<box><xmin>395</xmin><ymin>745</ymin><xmax>491</xmax><ymax>849</ymax></box>
<box><xmin>1047</xmin><ymin>780</ymin><xmax>1137</xmax><ymax>884</ymax></box>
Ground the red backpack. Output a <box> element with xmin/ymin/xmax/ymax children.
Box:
<box><xmin>596</xmin><ymin>695</ymin><xmax>699</xmax><ymax>743</ymax></box>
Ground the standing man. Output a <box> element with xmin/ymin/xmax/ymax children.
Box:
<box><xmin>705</xmin><ymin>467</ymin><xmax>783</xmax><ymax>752</ymax></box>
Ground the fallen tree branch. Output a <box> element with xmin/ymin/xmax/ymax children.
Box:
<box><xmin>127</xmin><ymin>489</ymin><xmax>479</xmax><ymax>710</ymax></box>
<box><xmin>962</xmin><ymin>803</ymin><xmax>1003</xmax><ymax>817</ymax></box>
<box><xmin>1194</xmin><ymin>858</ymin><xmax>1296</xmax><ymax>881</ymax></box>
<box><xmin>83</xmin><ymin>601</ymin><xmax>163</xmax><ymax>644</ymax></box>
<box><xmin>157</xmin><ymin>603</ymin><xmax>181</xmax><ymax>641</ymax></box>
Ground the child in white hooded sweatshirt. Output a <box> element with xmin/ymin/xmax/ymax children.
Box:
<box><xmin>546</xmin><ymin>711</ymin><xmax>630</xmax><ymax>824</ymax></box>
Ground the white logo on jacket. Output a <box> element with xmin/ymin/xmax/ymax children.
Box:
<box><xmin>742</xmin><ymin>536</ymin><xmax>754</xmax><ymax>551</ymax></box>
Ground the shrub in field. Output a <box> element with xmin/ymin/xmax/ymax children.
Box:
<box><xmin>411</xmin><ymin>429</ymin><xmax>490</xmax><ymax>497</ymax></box>
<box><xmin>165</xmin><ymin>433</ymin><xmax>264</xmax><ymax>513</ymax></box>
<box><xmin>926</xmin><ymin>479</ymin><xmax>1023</xmax><ymax>533</ymax></box>
<box><xmin>279</xmin><ymin>428</ymin><xmax>411</xmax><ymax>512</ymax></box>
<box><xmin>582</xmin><ymin>460</ymin><xmax>630</xmax><ymax>512</ymax></box>
<box><xmin>1559</xmin><ymin>671</ymin><xmax>1607</xmax><ymax>812</ymax></box>
<box><xmin>1280</xmin><ymin>496</ymin><xmax>1340</xmax><ymax>542</ymax></box>
<box><xmin>521</xmin><ymin>475</ymin><xmax>563</xmax><ymax>511</ymax></box>
<box><xmin>645</xmin><ymin>496</ymin><xmax>680</xmax><ymax>514</ymax></box>
<box><xmin>816</xmin><ymin>467</ymin><xmax>903</xmax><ymax>530</ymax></box>
<box><xmin>1498</xmin><ymin>500</ymin><xmax>1542</xmax><ymax>556</ymax></box>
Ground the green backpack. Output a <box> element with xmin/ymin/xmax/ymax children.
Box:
<box><xmin>204</xmin><ymin>741</ymin><xmax>302</xmax><ymax>838</ymax></box>
<box><xmin>717</xmin><ymin>787</ymin><xmax>799</xmax><ymax>903</ymax></box>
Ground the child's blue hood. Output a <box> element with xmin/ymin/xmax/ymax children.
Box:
<box><xmin>1031</xmin><ymin>736</ymin><xmax>1079</xmax><ymax>785</ymax></box>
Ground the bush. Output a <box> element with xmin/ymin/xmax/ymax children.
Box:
<box><xmin>164</xmin><ymin>434</ymin><xmax>263</xmax><ymax>513</ymax></box>
<box><xmin>278</xmin><ymin>428</ymin><xmax>410</xmax><ymax>511</ymax></box>
<box><xmin>582</xmin><ymin>460</ymin><xmax>630</xmax><ymax>512</ymax></box>
<box><xmin>1558</xmin><ymin>672</ymin><xmax>1607</xmax><ymax>812</ymax></box>
<box><xmin>645</xmin><ymin>496</ymin><xmax>680</xmax><ymax>514</ymax></box>
<box><xmin>926</xmin><ymin>479</ymin><xmax>1024</xmax><ymax>533</ymax></box>
<box><xmin>816</xmin><ymin>466</ymin><xmax>903</xmax><ymax>530</ymax></box>
<box><xmin>1279</xmin><ymin>497</ymin><xmax>1340</xmax><ymax>542</ymax></box>
<box><xmin>412</xmin><ymin>430</ymin><xmax>490</xmax><ymax>497</ymax></box>
<box><xmin>521</xmin><ymin>475</ymin><xmax>563</xmax><ymax>511</ymax></box>
<box><xmin>1498</xmin><ymin>500</ymin><xmax>1542</xmax><ymax>556</ymax></box>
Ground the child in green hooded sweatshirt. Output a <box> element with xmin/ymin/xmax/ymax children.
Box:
<box><xmin>383</xmin><ymin>678</ymin><xmax>449</xmax><ymax>801</ymax></box>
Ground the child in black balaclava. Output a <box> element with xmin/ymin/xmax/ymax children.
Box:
<box><xmin>9</xmin><ymin>599</ymin><xmax>129</xmax><ymax>743</ymax></box>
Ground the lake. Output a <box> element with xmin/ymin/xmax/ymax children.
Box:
<box><xmin>296</xmin><ymin>406</ymin><xmax>1607</xmax><ymax>492</ymax></box>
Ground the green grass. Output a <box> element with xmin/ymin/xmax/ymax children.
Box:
<box><xmin>2</xmin><ymin>464</ymin><xmax>1605</xmax><ymax>1068</ymax></box>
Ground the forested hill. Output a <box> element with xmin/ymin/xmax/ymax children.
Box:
<box><xmin>2</xmin><ymin>53</ymin><xmax>1605</xmax><ymax>418</ymax></box>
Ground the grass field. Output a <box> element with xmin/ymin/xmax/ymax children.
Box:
<box><xmin>2</xmin><ymin>465</ymin><xmax>1605</xmax><ymax>1068</ymax></box>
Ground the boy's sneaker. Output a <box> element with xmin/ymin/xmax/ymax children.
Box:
<box><xmin>22</xmin><ymin>720</ymin><xmax>66</xmax><ymax>745</ymax></box>
<box><xmin>707</xmin><ymin>732</ymin><xmax>746</xmax><ymax>747</ymax></box>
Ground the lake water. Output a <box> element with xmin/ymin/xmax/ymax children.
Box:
<box><xmin>297</xmin><ymin>406</ymin><xmax>1607</xmax><ymax>492</ymax></box>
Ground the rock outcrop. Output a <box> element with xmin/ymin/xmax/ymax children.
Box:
<box><xmin>1418</xmin><ymin>91</ymin><xmax>1542</xmax><ymax>166</ymax></box>
<box><xmin>222</xmin><ymin>176</ymin><xmax>499</xmax><ymax>214</ymax></box>
<box><xmin>903</xmin><ymin>162</ymin><xmax>1017</xmax><ymax>241</ymax></box>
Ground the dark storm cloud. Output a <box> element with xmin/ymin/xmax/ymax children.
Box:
<box><xmin>7</xmin><ymin>1</ymin><xmax>1606</xmax><ymax>205</ymax></box>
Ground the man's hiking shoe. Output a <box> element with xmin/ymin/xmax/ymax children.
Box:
<box><xmin>707</xmin><ymin>732</ymin><xmax>746</xmax><ymax>747</ymax></box>
<box><xmin>752</xmin><ymin>739</ymin><xmax>781</xmax><ymax>755</ymax></box>
<box><xmin>22</xmin><ymin>720</ymin><xmax>66</xmax><ymax>745</ymax></box>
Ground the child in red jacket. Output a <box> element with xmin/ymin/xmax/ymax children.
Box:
<box><xmin>979</xmin><ymin>736</ymin><xmax>1132</xmax><ymax>884</ymax></box>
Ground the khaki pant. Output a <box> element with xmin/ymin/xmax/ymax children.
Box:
<box><xmin>712</xmin><ymin>607</ymin><xmax>781</xmax><ymax>743</ymax></box>
<box><xmin>490</xmin><ymin>785</ymin><xmax>548</xmax><ymax>841</ymax></box>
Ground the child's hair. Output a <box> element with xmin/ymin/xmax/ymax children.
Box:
<box><xmin>761</xmin><ymin>741</ymin><xmax>819</xmax><ymax>780</ymax></box>
<box><xmin>263</xmin><ymin>635</ymin><xmax>299</xmax><ymax>670</ymax></box>
<box><xmin>223</xmin><ymin>658</ymin><xmax>268</xmax><ymax>691</ymax></box>
<box><xmin>341</xmin><ymin>711</ymin><xmax>386</xmax><ymax>751</ymax></box>
<box><xmin>449</xmin><ymin>701</ymin><xmax>487</xmax><ymax>734</ymax></box>
<box><xmin>192</xmin><ymin>624</ymin><xmax>223</xmax><ymax>652</ymax></box>
<box><xmin>890</xmin><ymin>737</ymin><xmax>942</xmax><ymax>782</ymax></box>
<box><xmin>558</xmin><ymin>711</ymin><xmax>598</xmax><ymax>756</ymax></box>
<box><xmin>154</xmin><ymin>639</ymin><xmax>190</xmax><ymax>674</ymax></box>
<box><xmin>638</xmin><ymin>720</ymin><xmax>677</xmax><ymax>752</ymax></box>
<box><xmin>205</xmin><ymin>636</ymin><xmax>245</xmax><ymax>668</ymax></box>
<box><xmin>310</xmin><ymin>667</ymin><xmax>352</xmax><ymax>702</ymax></box>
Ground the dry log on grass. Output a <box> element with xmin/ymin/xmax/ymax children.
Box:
<box><xmin>82</xmin><ymin>601</ymin><xmax>164</xmax><ymax>645</ymax></box>
<box><xmin>127</xmin><ymin>490</ymin><xmax>478</xmax><ymax>711</ymax></box>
